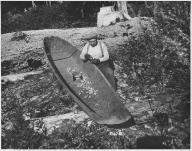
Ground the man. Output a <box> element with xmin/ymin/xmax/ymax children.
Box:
<box><xmin>80</xmin><ymin>33</ymin><xmax>117</xmax><ymax>90</ymax></box>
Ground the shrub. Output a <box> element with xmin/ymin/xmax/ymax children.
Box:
<box><xmin>42</xmin><ymin>119</ymin><xmax>132</xmax><ymax>149</ymax></box>
<box><xmin>1</xmin><ymin>2</ymin><xmax>97</xmax><ymax>33</ymax></box>
<box><xmin>1</xmin><ymin>94</ymin><xmax>47</xmax><ymax>149</ymax></box>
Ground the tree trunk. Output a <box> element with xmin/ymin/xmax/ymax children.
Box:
<box><xmin>81</xmin><ymin>2</ymin><xmax>86</xmax><ymax>18</ymax></box>
<box><xmin>45</xmin><ymin>1</ymin><xmax>52</xmax><ymax>7</ymax></box>
<box><xmin>117</xmin><ymin>1</ymin><xmax>131</xmax><ymax>20</ymax></box>
<box><xmin>32</xmin><ymin>1</ymin><xmax>37</xmax><ymax>8</ymax></box>
<box><xmin>127</xmin><ymin>3</ymin><xmax>136</xmax><ymax>17</ymax></box>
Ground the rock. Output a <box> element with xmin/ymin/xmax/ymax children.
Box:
<box><xmin>136</xmin><ymin>135</ymin><xmax>168</xmax><ymax>149</ymax></box>
<box><xmin>97</xmin><ymin>6</ymin><xmax>124</xmax><ymax>27</ymax></box>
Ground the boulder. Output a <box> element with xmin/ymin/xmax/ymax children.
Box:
<box><xmin>97</xmin><ymin>6</ymin><xmax>124</xmax><ymax>27</ymax></box>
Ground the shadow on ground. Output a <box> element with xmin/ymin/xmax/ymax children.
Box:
<box><xmin>136</xmin><ymin>135</ymin><xmax>170</xmax><ymax>149</ymax></box>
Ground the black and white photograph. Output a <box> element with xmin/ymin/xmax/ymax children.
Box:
<box><xmin>1</xmin><ymin>1</ymin><xmax>191</xmax><ymax>149</ymax></box>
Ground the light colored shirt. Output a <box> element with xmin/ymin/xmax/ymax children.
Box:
<box><xmin>80</xmin><ymin>42</ymin><xmax>109</xmax><ymax>62</ymax></box>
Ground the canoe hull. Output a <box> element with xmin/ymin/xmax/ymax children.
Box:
<box><xmin>44</xmin><ymin>36</ymin><xmax>133</xmax><ymax>125</ymax></box>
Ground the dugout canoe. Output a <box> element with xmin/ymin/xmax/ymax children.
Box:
<box><xmin>43</xmin><ymin>36</ymin><xmax>134</xmax><ymax>127</ymax></box>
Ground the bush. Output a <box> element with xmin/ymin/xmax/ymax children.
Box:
<box><xmin>41</xmin><ymin>119</ymin><xmax>132</xmax><ymax>149</ymax></box>
<box><xmin>1</xmin><ymin>2</ymin><xmax>98</xmax><ymax>33</ymax></box>
<box><xmin>1</xmin><ymin>94</ymin><xmax>47</xmax><ymax>149</ymax></box>
<box><xmin>1</xmin><ymin>92</ymin><xmax>132</xmax><ymax>149</ymax></box>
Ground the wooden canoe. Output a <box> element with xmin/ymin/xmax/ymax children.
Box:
<box><xmin>44</xmin><ymin>36</ymin><xmax>134</xmax><ymax>126</ymax></box>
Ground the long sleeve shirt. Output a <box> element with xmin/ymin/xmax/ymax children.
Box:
<box><xmin>80</xmin><ymin>42</ymin><xmax>109</xmax><ymax>62</ymax></box>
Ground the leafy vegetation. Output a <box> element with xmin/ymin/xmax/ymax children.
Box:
<box><xmin>1</xmin><ymin>2</ymin><xmax>100</xmax><ymax>33</ymax></box>
<box><xmin>112</xmin><ymin>1</ymin><xmax>190</xmax><ymax>149</ymax></box>
<box><xmin>1</xmin><ymin>91</ymin><xmax>47</xmax><ymax>149</ymax></box>
<box><xmin>1</xmin><ymin>70</ymin><xmax>135</xmax><ymax>149</ymax></box>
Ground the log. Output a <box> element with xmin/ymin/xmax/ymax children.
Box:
<box><xmin>1</xmin><ymin>71</ymin><xmax>43</xmax><ymax>82</ymax></box>
<box><xmin>1</xmin><ymin>17</ymin><xmax>152</xmax><ymax>62</ymax></box>
<box><xmin>30</xmin><ymin>111</ymin><xmax>88</xmax><ymax>135</ymax></box>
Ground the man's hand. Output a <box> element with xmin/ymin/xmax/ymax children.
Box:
<box><xmin>83</xmin><ymin>54</ymin><xmax>92</xmax><ymax>62</ymax></box>
<box><xmin>84</xmin><ymin>54</ymin><xmax>100</xmax><ymax>65</ymax></box>
<box><xmin>90</xmin><ymin>58</ymin><xmax>100</xmax><ymax>65</ymax></box>
<box><xmin>85</xmin><ymin>54</ymin><xmax>92</xmax><ymax>60</ymax></box>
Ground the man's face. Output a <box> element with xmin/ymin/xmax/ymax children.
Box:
<box><xmin>89</xmin><ymin>38</ymin><xmax>97</xmax><ymax>47</ymax></box>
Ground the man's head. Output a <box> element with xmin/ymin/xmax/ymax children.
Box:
<box><xmin>89</xmin><ymin>38</ymin><xmax>97</xmax><ymax>47</ymax></box>
<box><xmin>87</xmin><ymin>32</ymin><xmax>98</xmax><ymax>47</ymax></box>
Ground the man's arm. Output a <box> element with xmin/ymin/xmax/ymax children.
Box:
<box><xmin>99</xmin><ymin>42</ymin><xmax>109</xmax><ymax>62</ymax></box>
<box><xmin>80</xmin><ymin>43</ymin><xmax>89</xmax><ymax>60</ymax></box>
